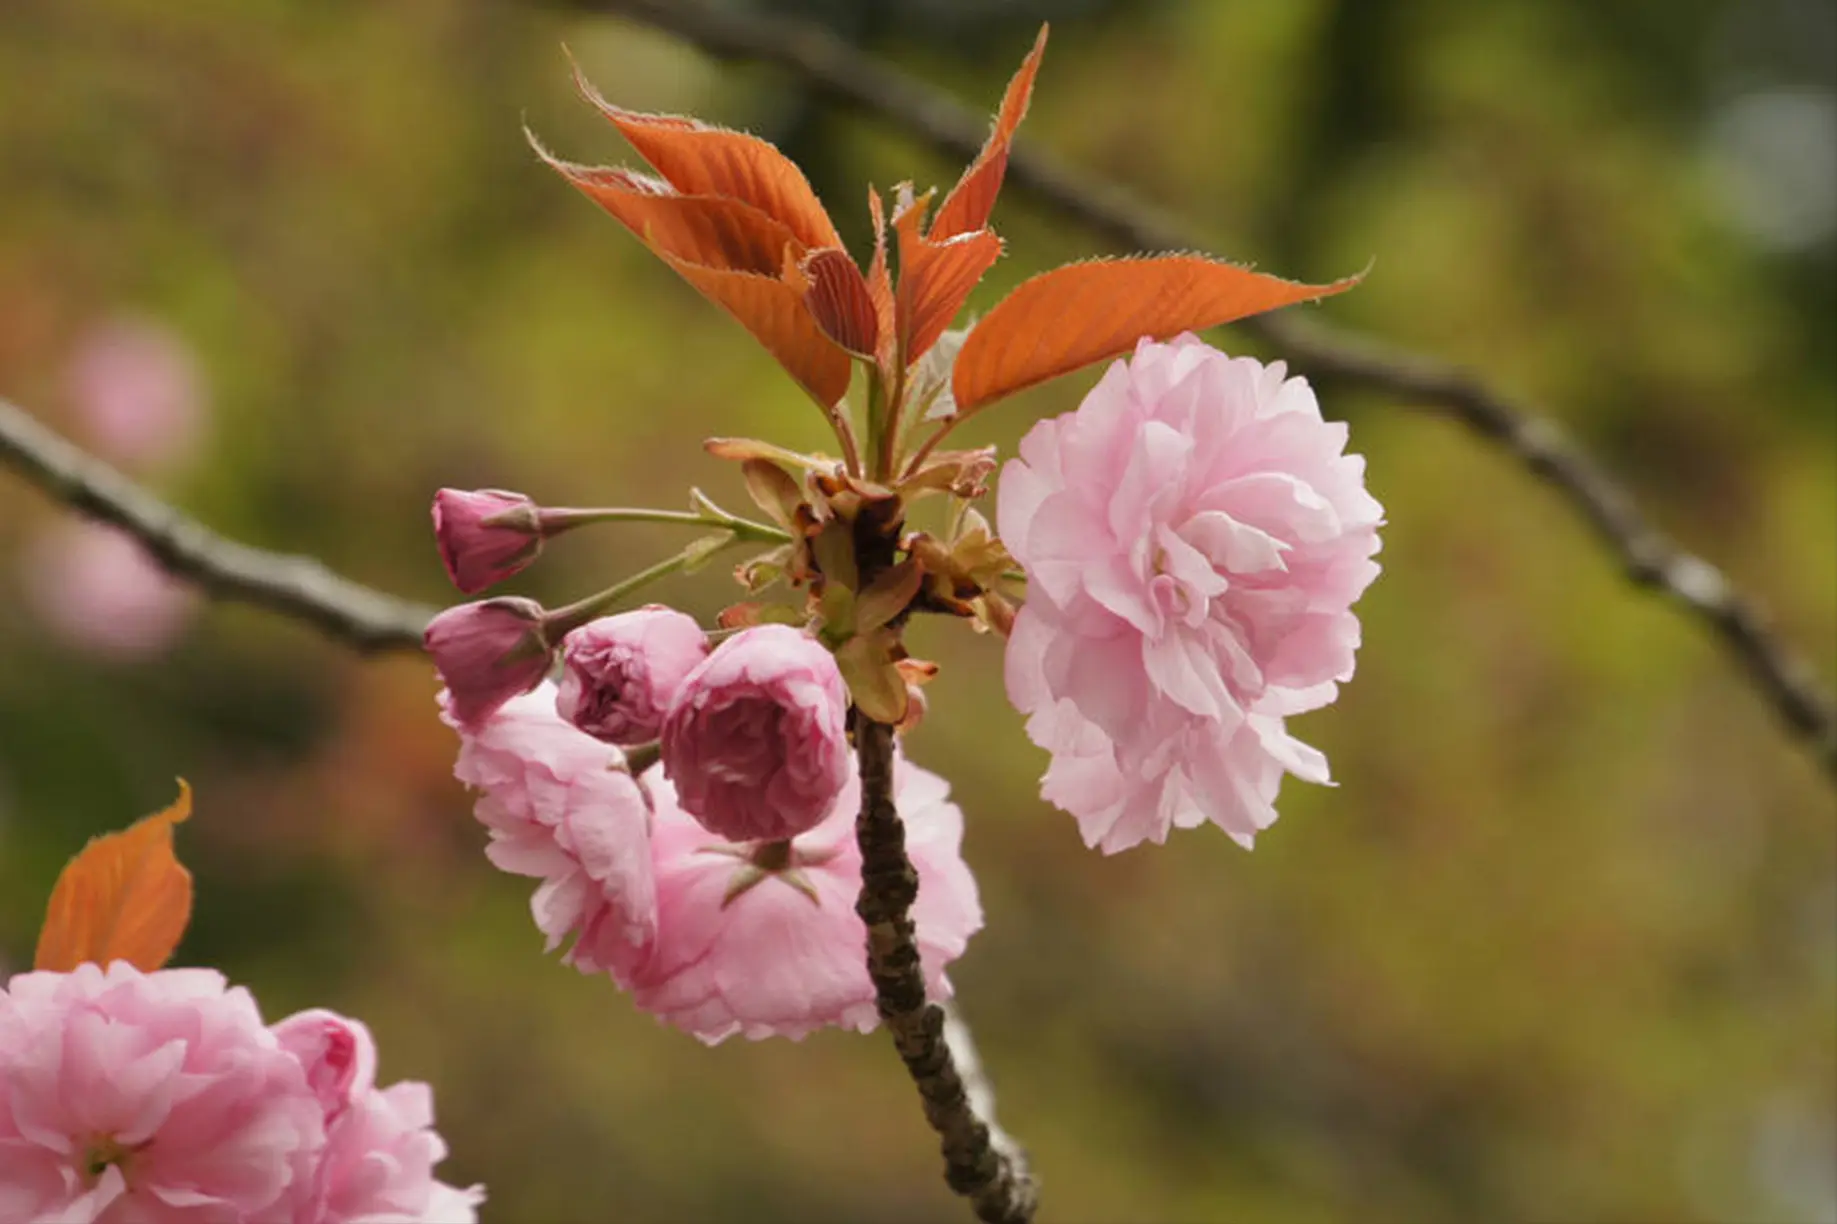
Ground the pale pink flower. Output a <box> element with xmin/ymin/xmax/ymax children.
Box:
<box><xmin>626</xmin><ymin>753</ymin><xmax>981</xmax><ymax>1043</ymax></box>
<box><xmin>22</xmin><ymin>520</ymin><xmax>196</xmax><ymax>660</ymax></box>
<box><xmin>0</xmin><ymin>962</ymin><xmax>325</xmax><ymax>1224</ymax></box>
<box><xmin>432</xmin><ymin>488</ymin><xmax>542</xmax><ymax>594</ymax></box>
<box><xmin>424</xmin><ymin>596</ymin><xmax>552</xmax><ymax>730</ymax></box>
<box><xmin>660</xmin><ymin>624</ymin><xmax>850</xmax><ymax>843</ymax></box>
<box><xmin>272</xmin><ymin>1010</ymin><xmax>483</xmax><ymax>1224</ymax></box>
<box><xmin>557</xmin><ymin>605</ymin><xmax>709</xmax><ymax>745</ymax></box>
<box><xmin>1000</xmin><ymin>335</ymin><xmax>1383</xmax><ymax>853</ymax></box>
<box><xmin>444</xmin><ymin>683</ymin><xmax>657</xmax><ymax>977</ymax></box>
<box><xmin>63</xmin><ymin>317</ymin><xmax>204</xmax><ymax>472</ymax></box>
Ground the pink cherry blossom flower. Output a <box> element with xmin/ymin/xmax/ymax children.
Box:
<box><xmin>0</xmin><ymin>962</ymin><xmax>325</xmax><ymax>1224</ymax></box>
<box><xmin>63</xmin><ymin>317</ymin><xmax>204</xmax><ymax>472</ymax></box>
<box><xmin>1000</xmin><ymin>335</ymin><xmax>1383</xmax><ymax>853</ymax></box>
<box><xmin>424</xmin><ymin>596</ymin><xmax>552</xmax><ymax>730</ymax></box>
<box><xmin>22</xmin><ymin>520</ymin><xmax>196</xmax><ymax>660</ymax></box>
<box><xmin>660</xmin><ymin>624</ymin><xmax>851</xmax><ymax>843</ymax></box>
<box><xmin>431</xmin><ymin>488</ymin><xmax>543</xmax><ymax>594</ymax></box>
<box><xmin>626</xmin><ymin>753</ymin><xmax>981</xmax><ymax>1043</ymax></box>
<box><xmin>272</xmin><ymin>1009</ymin><xmax>483</xmax><ymax>1224</ymax></box>
<box><xmin>444</xmin><ymin>683</ymin><xmax>657</xmax><ymax>978</ymax></box>
<box><xmin>557</xmin><ymin>605</ymin><xmax>709</xmax><ymax>745</ymax></box>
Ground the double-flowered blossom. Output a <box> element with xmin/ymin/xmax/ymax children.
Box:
<box><xmin>444</xmin><ymin>676</ymin><xmax>982</xmax><ymax>1043</ymax></box>
<box><xmin>445</xmin><ymin>685</ymin><xmax>657</xmax><ymax>978</ymax></box>
<box><xmin>660</xmin><ymin>624</ymin><xmax>851</xmax><ymax>843</ymax></box>
<box><xmin>0</xmin><ymin>963</ymin><xmax>479</xmax><ymax>1224</ymax></box>
<box><xmin>1000</xmin><ymin>335</ymin><xmax>1383</xmax><ymax>853</ymax></box>
<box><xmin>557</xmin><ymin>605</ymin><xmax>709</xmax><ymax>745</ymax></box>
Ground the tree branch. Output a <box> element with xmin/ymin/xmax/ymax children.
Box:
<box><xmin>0</xmin><ymin>397</ymin><xmax>433</xmax><ymax>653</ymax></box>
<box><xmin>854</xmin><ymin>717</ymin><xmax>1038</xmax><ymax>1224</ymax></box>
<box><xmin>577</xmin><ymin>0</ymin><xmax>1836</xmax><ymax>780</ymax></box>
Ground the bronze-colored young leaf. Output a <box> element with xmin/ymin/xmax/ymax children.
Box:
<box><xmin>741</xmin><ymin>458</ymin><xmax>805</xmax><ymax>530</ymax></box>
<box><xmin>530</xmin><ymin>143</ymin><xmax>801</xmax><ymax>276</ymax></box>
<box><xmin>571</xmin><ymin>65</ymin><xmax>842</xmax><ymax>251</ymax></box>
<box><xmin>929</xmin><ymin>24</ymin><xmax>1049</xmax><ymax>241</ymax></box>
<box><xmin>864</xmin><ymin>187</ymin><xmax>898</xmax><ymax>374</ymax></box>
<box><xmin>795</xmin><ymin>247</ymin><xmax>879</xmax><ymax>358</ymax></box>
<box><xmin>35</xmin><ymin>781</ymin><xmax>194</xmax><ymax>973</ymax></box>
<box><xmin>952</xmin><ymin>256</ymin><xmax>1362</xmax><ymax>415</ymax></box>
<box><xmin>657</xmin><ymin>251</ymin><xmax>852</xmax><ymax>408</ymax></box>
<box><xmin>894</xmin><ymin>193</ymin><xmax>1003</xmax><ymax>363</ymax></box>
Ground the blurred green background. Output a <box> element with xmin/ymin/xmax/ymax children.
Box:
<box><xmin>2</xmin><ymin>0</ymin><xmax>1834</xmax><ymax>1220</ymax></box>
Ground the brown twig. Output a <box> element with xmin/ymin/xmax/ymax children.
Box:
<box><xmin>854</xmin><ymin>717</ymin><xmax>1037</xmax><ymax>1224</ymax></box>
<box><xmin>578</xmin><ymin>0</ymin><xmax>1836</xmax><ymax>779</ymax></box>
<box><xmin>0</xmin><ymin>397</ymin><xmax>434</xmax><ymax>652</ymax></box>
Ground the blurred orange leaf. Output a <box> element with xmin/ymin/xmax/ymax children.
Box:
<box><xmin>572</xmin><ymin>64</ymin><xmax>842</xmax><ymax>251</ymax></box>
<box><xmin>952</xmin><ymin>256</ymin><xmax>1362</xmax><ymax>415</ymax></box>
<box><xmin>35</xmin><ymin>781</ymin><xmax>194</xmax><ymax>973</ymax></box>
<box><xmin>658</xmin><ymin>251</ymin><xmax>852</xmax><ymax>407</ymax></box>
<box><xmin>930</xmin><ymin>25</ymin><xmax>1049</xmax><ymax>241</ymax></box>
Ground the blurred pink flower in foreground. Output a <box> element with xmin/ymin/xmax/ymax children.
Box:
<box><xmin>661</xmin><ymin>624</ymin><xmax>851</xmax><ymax>844</ymax></box>
<box><xmin>444</xmin><ymin>684</ymin><xmax>656</xmax><ymax>977</ymax></box>
<box><xmin>22</xmin><ymin>520</ymin><xmax>196</xmax><ymax>660</ymax></box>
<box><xmin>629</xmin><ymin>755</ymin><xmax>981</xmax><ymax>1044</ymax></box>
<box><xmin>272</xmin><ymin>1009</ymin><xmax>485</xmax><ymax>1224</ymax></box>
<box><xmin>0</xmin><ymin>964</ymin><xmax>479</xmax><ymax>1224</ymax></box>
<box><xmin>558</xmin><ymin>605</ymin><xmax>709</xmax><ymax>745</ymax></box>
<box><xmin>1001</xmin><ymin>335</ymin><xmax>1383</xmax><ymax>853</ymax></box>
<box><xmin>444</xmin><ymin>677</ymin><xmax>982</xmax><ymax>1043</ymax></box>
<box><xmin>63</xmin><ymin>317</ymin><xmax>205</xmax><ymax>472</ymax></box>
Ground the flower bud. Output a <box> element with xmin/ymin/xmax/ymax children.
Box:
<box><xmin>661</xmin><ymin>624</ymin><xmax>850</xmax><ymax>843</ymax></box>
<box><xmin>432</xmin><ymin>488</ymin><xmax>543</xmax><ymax>594</ymax></box>
<box><xmin>424</xmin><ymin>597</ymin><xmax>551</xmax><ymax>730</ymax></box>
<box><xmin>556</xmin><ymin>605</ymin><xmax>709</xmax><ymax>745</ymax></box>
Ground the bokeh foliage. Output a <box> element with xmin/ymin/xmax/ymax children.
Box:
<box><xmin>1</xmin><ymin>0</ymin><xmax>1833</xmax><ymax>1220</ymax></box>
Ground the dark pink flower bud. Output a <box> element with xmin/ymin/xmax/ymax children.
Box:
<box><xmin>556</xmin><ymin>605</ymin><xmax>709</xmax><ymax>745</ymax></box>
<box><xmin>424</xmin><ymin>597</ymin><xmax>552</xmax><ymax>730</ymax></box>
<box><xmin>661</xmin><ymin>624</ymin><xmax>850</xmax><ymax>843</ymax></box>
<box><xmin>432</xmin><ymin>488</ymin><xmax>543</xmax><ymax>594</ymax></box>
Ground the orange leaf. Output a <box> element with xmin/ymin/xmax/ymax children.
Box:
<box><xmin>572</xmin><ymin>64</ymin><xmax>843</xmax><ymax>252</ymax></box>
<box><xmin>35</xmin><ymin>781</ymin><xmax>194</xmax><ymax>973</ymax></box>
<box><xmin>894</xmin><ymin>190</ymin><xmax>1003</xmax><ymax>362</ymax></box>
<box><xmin>658</xmin><ymin>250</ymin><xmax>852</xmax><ymax>408</ymax></box>
<box><xmin>864</xmin><ymin>187</ymin><xmax>897</xmax><ymax>373</ymax></box>
<box><xmin>952</xmin><ymin>256</ymin><xmax>1362</xmax><ymax>415</ymax></box>
<box><xmin>531</xmin><ymin>141</ymin><xmax>802</xmax><ymax>275</ymax></box>
<box><xmin>795</xmin><ymin>247</ymin><xmax>879</xmax><ymax>358</ymax></box>
<box><xmin>929</xmin><ymin>24</ymin><xmax>1049</xmax><ymax>241</ymax></box>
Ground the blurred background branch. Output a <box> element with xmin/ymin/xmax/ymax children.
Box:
<box><xmin>575</xmin><ymin>0</ymin><xmax>1836</xmax><ymax>779</ymax></box>
<box><xmin>0</xmin><ymin>397</ymin><xmax>433</xmax><ymax>651</ymax></box>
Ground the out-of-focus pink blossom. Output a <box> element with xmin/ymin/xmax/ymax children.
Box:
<box><xmin>271</xmin><ymin>1009</ymin><xmax>483</xmax><ymax>1224</ymax></box>
<box><xmin>1000</xmin><ymin>335</ymin><xmax>1383</xmax><ymax>853</ymax></box>
<box><xmin>63</xmin><ymin>317</ymin><xmax>205</xmax><ymax>472</ymax></box>
<box><xmin>424</xmin><ymin>596</ymin><xmax>552</xmax><ymax>730</ymax></box>
<box><xmin>660</xmin><ymin>624</ymin><xmax>850</xmax><ymax>843</ymax></box>
<box><xmin>444</xmin><ymin>684</ymin><xmax>656</xmax><ymax>977</ymax></box>
<box><xmin>432</xmin><ymin>488</ymin><xmax>542</xmax><ymax>594</ymax></box>
<box><xmin>557</xmin><ymin>605</ymin><xmax>709</xmax><ymax>745</ymax></box>
<box><xmin>22</xmin><ymin>520</ymin><xmax>196</xmax><ymax>660</ymax></box>
<box><xmin>0</xmin><ymin>962</ymin><xmax>325</xmax><ymax>1224</ymax></box>
<box><xmin>627</xmin><ymin>753</ymin><xmax>981</xmax><ymax>1043</ymax></box>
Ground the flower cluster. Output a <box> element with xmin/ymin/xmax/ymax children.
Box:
<box><xmin>0</xmin><ymin>962</ymin><xmax>481</xmax><ymax>1224</ymax></box>
<box><xmin>444</xmin><ymin>678</ymin><xmax>981</xmax><ymax>1043</ymax></box>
